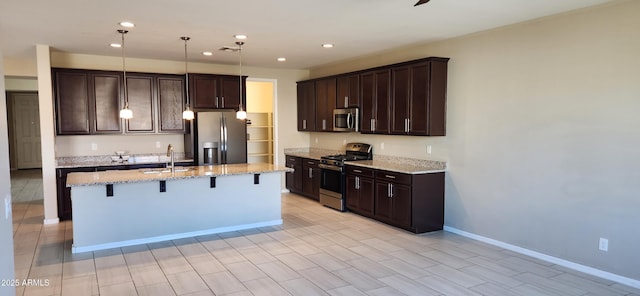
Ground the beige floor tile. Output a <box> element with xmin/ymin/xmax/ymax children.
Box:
<box><xmin>225</xmin><ymin>260</ymin><xmax>268</xmax><ymax>282</ymax></box>
<box><xmin>418</xmin><ymin>275</ymin><xmax>484</xmax><ymax>296</ymax></box>
<box><xmin>136</xmin><ymin>282</ymin><xmax>177</xmax><ymax>296</ymax></box>
<box><xmin>306</xmin><ymin>252</ymin><xmax>350</xmax><ymax>271</ymax></box>
<box><xmin>275</xmin><ymin>252</ymin><xmax>317</xmax><ymax>271</ymax></box>
<box><xmin>62</xmin><ymin>259</ymin><xmax>96</xmax><ymax>279</ymax></box>
<box><xmin>378</xmin><ymin>258</ymin><xmax>431</xmax><ymax>280</ymax></box>
<box><xmin>256</xmin><ymin>260</ymin><xmax>302</xmax><ymax>282</ymax></box>
<box><xmin>236</xmin><ymin>246</ymin><xmax>277</xmax><ymax>265</ymax></box>
<box><xmin>61</xmin><ymin>274</ymin><xmax>99</xmax><ymax>296</ymax></box>
<box><xmin>327</xmin><ymin>285</ymin><xmax>369</xmax><ymax>296</ymax></box>
<box><xmin>299</xmin><ymin>266</ymin><xmax>349</xmax><ymax>290</ymax></box>
<box><xmin>425</xmin><ymin>264</ymin><xmax>485</xmax><ymax>288</ymax></box>
<box><xmin>346</xmin><ymin>257</ymin><xmax>396</xmax><ymax>279</ymax></box>
<box><xmin>96</xmin><ymin>265</ymin><xmax>132</xmax><ymax>286</ymax></box>
<box><xmin>201</xmin><ymin>271</ymin><xmax>247</xmax><ymax>295</ymax></box>
<box><xmin>280</xmin><ymin>277</ymin><xmax>330</xmax><ymax>295</ymax></box>
<box><xmin>243</xmin><ymin>277</ymin><xmax>292</xmax><ymax>296</ymax></box>
<box><xmin>378</xmin><ymin>275</ymin><xmax>440</xmax><ymax>296</ymax></box>
<box><xmin>332</xmin><ymin>267</ymin><xmax>386</xmax><ymax>292</ymax></box>
<box><xmin>157</xmin><ymin>256</ymin><xmax>194</xmax><ymax>275</ymax></box>
<box><xmin>166</xmin><ymin>270</ymin><xmax>210</xmax><ymax>295</ymax></box>
<box><xmin>99</xmin><ymin>281</ymin><xmax>138</xmax><ymax>296</ymax></box>
<box><xmin>129</xmin><ymin>265</ymin><xmax>168</xmax><ymax>287</ymax></box>
<box><xmin>187</xmin><ymin>254</ymin><xmax>226</xmax><ymax>275</ymax></box>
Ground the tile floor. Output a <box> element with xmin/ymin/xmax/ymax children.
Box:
<box><xmin>9</xmin><ymin>171</ymin><xmax>640</xmax><ymax>296</ymax></box>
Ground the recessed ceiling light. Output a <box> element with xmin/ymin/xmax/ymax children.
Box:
<box><xmin>234</xmin><ymin>34</ymin><xmax>247</xmax><ymax>40</ymax></box>
<box><xmin>277</xmin><ymin>57</ymin><xmax>286</xmax><ymax>62</ymax></box>
<box><xmin>202</xmin><ymin>51</ymin><xmax>213</xmax><ymax>56</ymax></box>
<box><xmin>322</xmin><ymin>43</ymin><xmax>334</xmax><ymax>48</ymax></box>
<box><xmin>110</xmin><ymin>43</ymin><xmax>122</xmax><ymax>48</ymax></box>
<box><xmin>119</xmin><ymin>21</ymin><xmax>135</xmax><ymax>28</ymax></box>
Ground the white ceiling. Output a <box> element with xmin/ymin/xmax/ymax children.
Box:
<box><xmin>0</xmin><ymin>0</ymin><xmax>613</xmax><ymax>70</ymax></box>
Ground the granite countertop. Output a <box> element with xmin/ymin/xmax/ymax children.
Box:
<box><xmin>345</xmin><ymin>158</ymin><xmax>446</xmax><ymax>174</ymax></box>
<box><xmin>57</xmin><ymin>154</ymin><xmax>194</xmax><ymax>168</ymax></box>
<box><xmin>66</xmin><ymin>163</ymin><xmax>293</xmax><ymax>187</ymax></box>
<box><xmin>283</xmin><ymin>148</ymin><xmax>340</xmax><ymax>160</ymax></box>
<box><xmin>284</xmin><ymin>147</ymin><xmax>446</xmax><ymax>174</ymax></box>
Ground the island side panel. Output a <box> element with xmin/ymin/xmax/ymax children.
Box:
<box><xmin>71</xmin><ymin>173</ymin><xmax>282</xmax><ymax>252</ymax></box>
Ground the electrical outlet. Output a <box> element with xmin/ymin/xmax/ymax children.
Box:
<box><xmin>155</xmin><ymin>141</ymin><xmax>161</xmax><ymax>148</ymax></box>
<box><xmin>343</xmin><ymin>139</ymin><xmax>347</xmax><ymax>145</ymax></box>
<box><xmin>381</xmin><ymin>142</ymin><xmax>385</xmax><ymax>150</ymax></box>
<box><xmin>315</xmin><ymin>137</ymin><xmax>318</xmax><ymax>144</ymax></box>
<box><xmin>427</xmin><ymin>145</ymin><xmax>432</xmax><ymax>154</ymax></box>
<box><xmin>91</xmin><ymin>143</ymin><xmax>98</xmax><ymax>151</ymax></box>
<box><xmin>599</xmin><ymin>238</ymin><xmax>609</xmax><ymax>251</ymax></box>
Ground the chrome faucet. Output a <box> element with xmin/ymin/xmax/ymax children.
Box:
<box><xmin>166</xmin><ymin>144</ymin><xmax>175</xmax><ymax>172</ymax></box>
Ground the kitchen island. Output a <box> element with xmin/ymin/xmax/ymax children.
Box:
<box><xmin>66</xmin><ymin>163</ymin><xmax>292</xmax><ymax>253</ymax></box>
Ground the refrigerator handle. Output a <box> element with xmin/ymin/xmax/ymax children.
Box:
<box><xmin>220</xmin><ymin>115</ymin><xmax>228</xmax><ymax>164</ymax></box>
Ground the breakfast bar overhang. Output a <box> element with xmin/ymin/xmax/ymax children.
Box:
<box><xmin>66</xmin><ymin>163</ymin><xmax>292</xmax><ymax>253</ymax></box>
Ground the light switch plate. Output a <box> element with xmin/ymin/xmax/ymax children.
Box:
<box><xmin>91</xmin><ymin>143</ymin><xmax>98</xmax><ymax>151</ymax></box>
<box><xmin>156</xmin><ymin>141</ymin><xmax>161</xmax><ymax>148</ymax></box>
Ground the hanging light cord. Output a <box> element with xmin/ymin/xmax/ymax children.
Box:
<box><xmin>237</xmin><ymin>41</ymin><xmax>244</xmax><ymax>112</ymax></box>
<box><xmin>119</xmin><ymin>29</ymin><xmax>129</xmax><ymax>109</ymax></box>
<box><xmin>183</xmin><ymin>37</ymin><xmax>190</xmax><ymax>108</ymax></box>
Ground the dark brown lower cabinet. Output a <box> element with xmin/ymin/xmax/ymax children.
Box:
<box><xmin>302</xmin><ymin>159</ymin><xmax>320</xmax><ymax>200</ymax></box>
<box><xmin>285</xmin><ymin>155</ymin><xmax>320</xmax><ymax>200</ymax></box>
<box><xmin>346</xmin><ymin>166</ymin><xmax>375</xmax><ymax>217</ymax></box>
<box><xmin>346</xmin><ymin>165</ymin><xmax>444</xmax><ymax>234</ymax></box>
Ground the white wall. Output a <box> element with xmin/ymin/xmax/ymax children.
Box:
<box><xmin>309</xmin><ymin>0</ymin><xmax>640</xmax><ymax>283</ymax></box>
<box><xmin>0</xmin><ymin>50</ymin><xmax>17</xmax><ymax>296</ymax></box>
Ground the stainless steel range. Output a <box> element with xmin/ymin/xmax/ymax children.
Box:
<box><xmin>319</xmin><ymin>143</ymin><xmax>372</xmax><ymax>211</ymax></box>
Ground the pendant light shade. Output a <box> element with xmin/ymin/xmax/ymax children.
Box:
<box><xmin>181</xmin><ymin>36</ymin><xmax>194</xmax><ymax>120</ymax></box>
<box><xmin>118</xmin><ymin>29</ymin><xmax>133</xmax><ymax>119</ymax></box>
<box><xmin>236</xmin><ymin>41</ymin><xmax>247</xmax><ymax>120</ymax></box>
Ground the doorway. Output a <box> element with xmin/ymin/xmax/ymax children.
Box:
<box><xmin>7</xmin><ymin>91</ymin><xmax>41</xmax><ymax>169</ymax></box>
<box><xmin>245</xmin><ymin>79</ymin><xmax>276</xmax><ymax>164</ymax></box>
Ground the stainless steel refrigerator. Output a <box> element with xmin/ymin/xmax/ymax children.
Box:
<box><xmin>184</xmin><ymin>111</ymin><xmax>247</xmax><ymax>165</ymax></box>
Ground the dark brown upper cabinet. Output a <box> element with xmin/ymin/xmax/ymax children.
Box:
<box><xmin>189</xmin><ymin>73</ymin><xmax>246</xmax><ymax>110</ymax></box>
<box><xmin>360</xmin><ymin>69</ymin><xmax>391</xmax><ymax>134</ymax></box>
<box><xmin>157</xmin><ymin>75</ymin><xmax>186</xmax><ymax>133</ymax></box>
<box><xmin>315</xmin><ymin>77</ymin><xmax>336</xmax><ymax>132</ymax></box>
<box><xmin>391</xmin><ymin>59</ymin><xmax>448</xmax><ymax>136</ymax></box>
<box><xmin>296</xmin><ymin>81</ymin><xmax>316</xmax><ymax>131</ymax></box>
<box><xmin>53</xmin><ymin>68</ymin><xmax>122</xmax><ymax>135</ymax></box>
<box><xmin>336</xmin><ymin>74</ymin><xmax>359</xmax><ymax>108</ymax></box>
<box><xmin>125</xmin><ymin>74</ymin><xmax>155</xmax><ymax>133</ymax></box>
<box><xmin>53</xmin><ymin>68</ymin><xmax>188</xmax><ymax>135</ymax></box>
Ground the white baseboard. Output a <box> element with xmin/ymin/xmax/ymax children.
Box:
<box><xmin>72</xmin><ymin>219</ymin><xmax>283</xmax><ymax>254</ymax></box>
<box><xmin>444</xmin><ymin>226</ymin><xmax>640</xmax><ymax>289</ymax></box>
<box><xmin>43</xmin><ymin>218</ymin><xmax>59</xmax><ymax>225</ymax></box>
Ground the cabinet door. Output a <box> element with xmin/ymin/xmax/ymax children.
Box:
<box><xmin>390</xmin><ymin>184</ymin><xmax>412</xmax><ymax>229</ymax></box>
<box><xmin>374</xmin><ymin>181</ymin><xmax>394</xmax><ymax>222</ymax></box>
<box><xmin>54</xmin><ymin>70</ymin><xmax>91</xmax><ymax>135</ymax></box>
<box><xmin>408</xmin><ymin>60</ymin><xmax>448</xmax><ymax>136</ymax></box>
<box><xmin>315</xmin><ymin>78</ymin><xmax>336</xmax><ymax>131</ymax></box>
<box><xmin>219</xmin><ymin>75</ymin><xmax>243</xmax><ymax>109</ymax></box>
<box><xmin>346</xmin><ymin>175</ymin><xmax>359</xmax><ymax>211</ymax></box>
<box><xmin>157</xmin><ymin>75</ymin><xmax>186</xmax><ymax>133</ymax></box>
<box><xmin>297</xmin><ymin>81</ymin><xmax>316</xmax><ymax>131</ymax></box>
<box><xmin>91</xmin><ymin>72</ymin><xmax>122</xmax><ymax>134</ymax></box>
<box><xmin>390</xmin><ymin>67</ymin><xmax>410</xmax><ymax>134</ymax></box>
<box><xmin>302</xmin><ymin>165</ymin><xmax>320</xmax><ymax>200</ymax></box>
<box><xmin>125</xmin><ymin>75</ymin><xmax>155</xmax><ymax>133</ymax></box>
<box><xmin>190</xmin><ymin>74</ymin><xmax>219</xmax><ymax>109</ymax></box>
<box><xmin>336</xmin><ymin>74</ymin><xmax>359</xmax><ymax>108</ymax></box>
<box><xmin>360</xmin><ymin>70</ymin><xmax>390</xmax><ymax>134</ymax></box>
<box><xmin>358</xmin><ymin>177</ymin><xmax>375</xmax><ymax>216</ymax></box>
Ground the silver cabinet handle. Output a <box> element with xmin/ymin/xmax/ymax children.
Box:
<box><xmin>404</xmin><ymin>118</ymin><xmax>409</xmax><ymax>133</ymax></box>
<box><xmin>215</xmin><ymin>96</ymin><xmax>219</xmax><ymax>108</ymax></box>
<box><xmin>221</xmin><ymin>96</ymin><xmax>225</xmax><ymax>108</ymax></box>
<box><xmin>407</xmin><ymin>118</ymin><xmax>411</xmax><ymax>132</ymax></box>
<box><xmin>322</xmin><ymin>119</ymin><xmax>327</xmax><ymax>130</ymax></box>
<box><xmin>307</xmin><ymin>161</ymin><xmax>315</xmax><ymax>165</ymax></box>
<box><xmin>308</xmin><ymin>167</ymin><xmax>313</xmax><ymax>178</ymax></box>
<box><xmin>385</xmin><ymin>175</ymin><xmax>396</xmax><ymax>179</ymax></box>
<box><xmin>370</xmin><ymin>118</ymin><xmax>375</xmax><ymax>132</ymax></box>
<box><xmin>389</xmin><ymin>183</ymin><xmax>394</xmax><ymax>198</ymax></box>
<box><xmin>355</xmin><ymin>176</ymin><xmax>360</xmax><ymax>189</ymax></box>
<box><xmin>353</xmin><ymin>169</ymin><xmax>362</xmax><ymax>173</ymax></box>
<box><xmin>344</xmin><ymin>96</ymin><xmax>349</xmax><ymax>108</ymax></box>
<box><xmin>302</xmin><ymin>119</ymin><xmax>307</xmax><ymax>130</ymax></box>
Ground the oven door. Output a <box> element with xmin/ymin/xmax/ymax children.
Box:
<box><xmin>318</xmin><ymin>163</ymin><xmax>345</xmax><ymax>211</ymax></box>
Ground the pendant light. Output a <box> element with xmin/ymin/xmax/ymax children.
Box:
<box><xmin>181</xmin><ymin>36</ymin><xmax>194</xmax><ymax>120</ymax></box>
<box><xmin>235</xmin><ymin>41</ymin><xmax>247</xmax><ymax>120</ymax></box>
<box><xmin>118</xmin><ymin>29</ymin><xmax>133</xmax><ymax>119</ymax></box>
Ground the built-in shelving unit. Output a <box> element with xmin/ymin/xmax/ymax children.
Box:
<box><xmin>246</xmin><ymin>112</ymin><xmax>273</xmax><ymax>164</ymax></box>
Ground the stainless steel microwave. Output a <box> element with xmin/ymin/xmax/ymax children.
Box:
<box><xmin>333</xmin><ymin>108</ymin><xmax>359</xmax><ymax>132</ymax></box>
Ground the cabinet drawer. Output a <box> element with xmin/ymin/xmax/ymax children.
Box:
<box><xmin>346</xmin><ymin>166</ymin><xmax>374</xmax><ymax>178</ymax></box>
<box><xmin>375</xmin><ymin>170</ymin><xmax>411</xmax><ymax>185</ymax></box>
<box><xmin>302</xmin><ymin>158</ymin><xmax>318</xmax><ymax>168</ymax></box>
<box><xmin>285</xmin><ymin>155</ymin><xmax>301</xmax><ymax>167</ymax></box>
